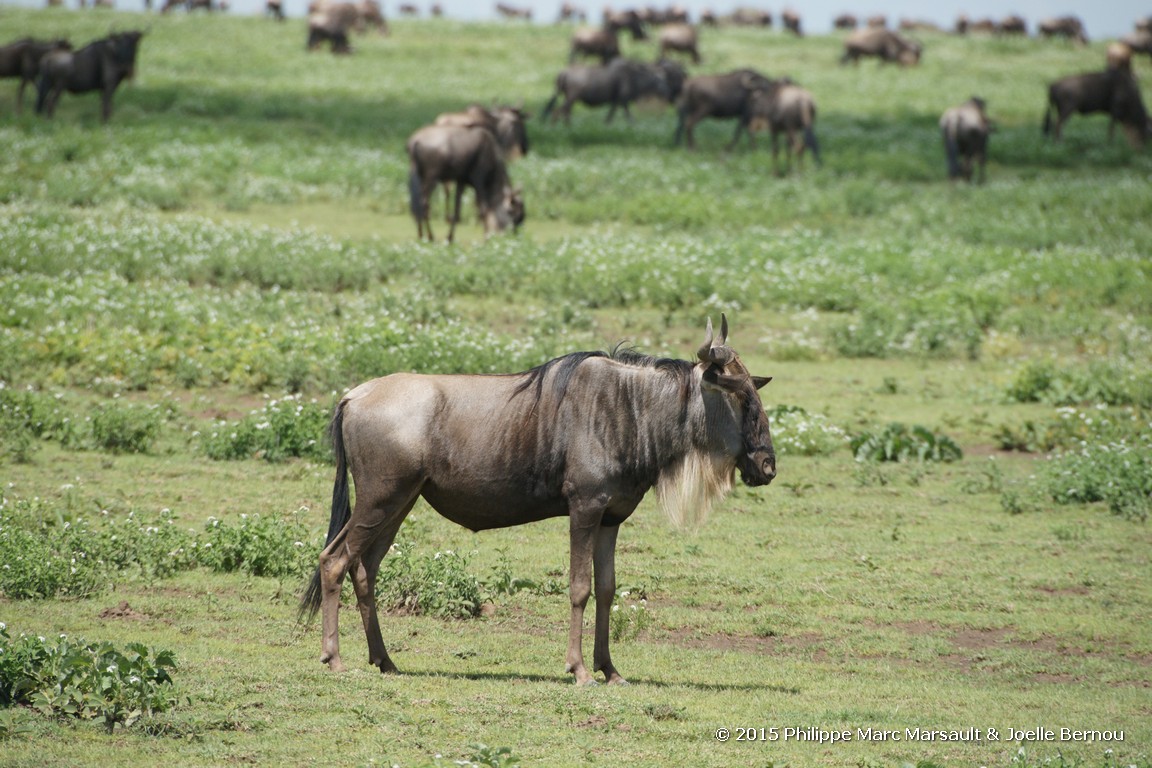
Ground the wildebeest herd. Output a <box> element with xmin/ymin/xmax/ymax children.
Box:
<box><xmin>4</xmin><ymin>6</ymin><xmax>1151</xmax><ymax>240</ymax></box>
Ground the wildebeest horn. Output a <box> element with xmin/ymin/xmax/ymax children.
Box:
<box><xmin>697</xmin><ymin>314</ymin><xmax>733</xmax><ymax>365</ymax></box>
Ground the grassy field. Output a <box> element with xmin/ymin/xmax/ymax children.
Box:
<box><xmin>1</xmin><ymin>8</ymin><xmax>1151</xmax><ymax>767</ymax></box>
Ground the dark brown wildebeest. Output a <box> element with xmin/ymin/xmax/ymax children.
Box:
<box><xmin>1043</xmin><ymin>68</ymin><xmax>1152</xmax><ymax>148</ymax></box>
<box><xmin>433</xmin><ymin>104</ymin><xmax>529</xmax><ymax>225</ymax></box>
<box><xmin>0</xmin><ymin>37</ymin><xmax>71</xmax><ymax>114</ymax></box>
<box><xmin>557</xmin><ymin>2</ymin><xmax>586</xmax><ymax>22</ymax></box>
<box><xmin>747</xmin><ymin>80</ymin><xmax>821</xmax><ymax>173</ymax></box>
<box><xmin>781</xmin><ymin>9</ymin><xmax>802</xmax><ymax>36</ymax></box>
<box><xmin>299</xmin><ymin>315</ymin><xmax>776</xmax><ymax>684</ymax></box>
<box><xmin>266</xmin><ymin>0</ymin><xmax>285</xmax><ymax>20</ymax></box>
<box><xmin>840</xmin><ymin>27</ymin><xmax>922</xmax><ymax>66</ymax></box>
<box><xmin>307</xmin><ymin>13</ymin><xmax>352</xmax><ymax>53</ymax></box>
<box><xmin>700</xmin><ymin>8</ymin><xmax>718</xmax><ymax>26</ymax></box>
<box><xmin>727</xmin><ymin>7</ymin><xmax>772</xmax><ymax>27</ymax></box>
<box><xmin>407</xmin><ymin>123</ymin><xmax>521</xmax><ymax>243</ymax></box>
<box><xmin>674</xmin><ymin>68</ymin><xmax>774</xmax><ymax>149</ymax></box>
<box><xmin>308</xmin><ymin>0</ymin><xmax>388</xmax><ymax>35</ymax></box>
<box><xmin>398</xmin><ymin>3</ymin><xmax>418</xmax><ymax>16</ymax></box>
<box><xmin>36</xmin><ymin>31</ymin><xmax>143</xmax><ymax>123</ymax></box>
<box><xmin>940</xmin><ymin>97</ymin><xmax>991</xmax><ymax>183</ymax></box>
<box><xmin>1038</xmin><ymin>16</ymin><xmax>1087</xmax><ymax>44</ymax></box>
<box><xmin>657</xmin><ymin>23</ymin><xmax>699</xmax><ymax>63</ymax></box>
<box><xmin>541</xmin><ymin>57</ymin><xmax>684</xmax><ymax>124</ymax></box>
<box><xmin>833</xmin><ymin>13</ymin><xmax>857</xmax><ymax>30</ymax></box>
<box><xmin>998</xmin><ymin>15</ymin><xmax>1026</xmax><ymax>35</ymax></box>
<box><xmin>569</xmin><ymin>12</ymin><xmax>646</xmax><ymax>63</ymax></box>
<box><xmin>495</xmin><ymin>2</ymin><xmax>532</xmax><ymax>20</ymax></box>
<box><xmin>1119</xmin><ymin>30</ymin><xmax>1152</xmax><ymax>63</ymax></box>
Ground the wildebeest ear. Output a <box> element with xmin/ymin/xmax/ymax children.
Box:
<box><xmin>752</xmin><ymin>376</ymin><xmax>772</xmax><ymax>390</ymax></box>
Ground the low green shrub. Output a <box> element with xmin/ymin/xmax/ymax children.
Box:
<box><xmin>0</xmin><ymin>625</ymin><xmax>179</xmax><ymax>733</ymax></box>
<box><xmin>378</xmin><ymin>542</ymin><xmax>483</xmax><ymax>619</ymax></box>
<box><xmin>768</xmin><ymin>405</ymin><xmax>849</xmax><ymax>457</ymax></box>
<box><xmin>199</xmin><ymin>394</ymin><xmax>332</xmax><ymax>463</ymax></box>
<box><xmin>90</xmin><ymin>400</ymin><xmax>163</xmax><ymax>454</ymax></box>
<box><xmin>851</xmin><ymin>423</ymin><xmax>963</xmax><ymax>463</ymax></box>
<box><xmin>199</xmin><ymin>512</ymin><xmax>314</xmax><ymax>578</ymax></box>
<box><xmin>1040</xmin><ymin>437</ymin><xmax>1152</xmax><ymax>522</ymax></box>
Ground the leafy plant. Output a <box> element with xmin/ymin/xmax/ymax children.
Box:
<box><xmin>0</xmin><ymin>626</ymin><xmax>180</xmax><ymax>733</ymax></box>
<box><xmin>199</xmin><ymin>511</ymin><xmax>314</xmax><ymax>578</ymax></box>
<box><xmin>1040</xmin><ymin>437</ymin><xmax>1152</xmax><ymax>522</ymax></box>
<box><xmin>90</xmin><ymin>400</ymin><xmax>163</xmax><ymax>454</ymax></box>
<box><xmin>378</xmin><ymin>542</ymin><xmax>484</xmax><ymax>619</ymax></box>
<box><xmin>850</xmin><ymin>423</ymin><xmax>963</xmax><ymax>463</ymax></box>
<box><xmin>199</xmin><ymin>394</ymin><xmax>333</xmax><ymax>463</ymax></box>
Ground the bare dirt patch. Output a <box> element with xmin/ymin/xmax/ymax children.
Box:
<box><xmin>98</xmin><ymin>601</ymin><xmax>148</xmax><ymax>620</ymax></box>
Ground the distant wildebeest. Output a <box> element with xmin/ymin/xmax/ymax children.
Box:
<box><xmin>747</xmin><ymin>80</ymin><xmax>821</xmax><ymax>173</ymax></box>
<box><xmin>0</xmin><ymin>37</ymin><xmax>71</xmax><ymax>114</ymax></box>
<box><xmin>407</xmin><ymin>123</ymin><xmax>522</xmax><ymax>243</ymax></box>
<box><xmin>308</xmin><ymin>0</ymin><xmax>388</xmax><ymax>35</ymax></box>
<box><xmin>495</xmin><ymin>2</ymin><xmax>532</xmax><ymax>20</ymax></box>
<box><xmin>36</xmin><ymin>31</ymin><xmax>143</xmax><ymax>123</ymax></box>
<box><xmin>657</xmin><ymin>23</ymin><xmax>699</xmax><ymax>63</ymax></box>
<box><xmin>673</xmin><ymin>67</ymin><xmax>774</xmax><ymax>149</ymax></box>
<box><xmin>569</xmin><ymin>11</ymin><xmax>646</xmax><ymax>63</ymax></box>
<box><xmin>433</xmin><ymin>104</ymin><xmax>529</xmax><ymax>225</ymax></box>
<box><xmin>840</xmin><ymin>27</ymin><xmax>922</xmax><ymax>66</ymax></box>
<box><xmin>833</xmin><ymin>13</ymin><xmax>857</xmax><ymax>30</ymax></box>
<box><xmin>541</xmin><ymin>57</ymin><xmax>684</xmax><ymax>124</ymax></box>
<box><xmin>307</xmin><ymin>14</ymin><xmax>352</xmax><ymax>53</ymax></box>
<box><xmin>1038</xmin><ymin>16</ymin><xmax>1087</xmax><ymax>44</ymax></box>
<box><xmin>1118</xmin><ymin>30</ymin><xmax>1152</xmax><ymax>63</ymax></box>
<box><xmin>161</xmin><ymin>0</ymin><xmax>220</xmax><ymax>12</ymax></box>
<box><xmin>700</xmin><ymin>8</ymin><xmax>718</xmax><ymax>26</ymax></box>
<box><xmin>299</xmin><ymin>314</ymin><xmax>777</xmax><ymax>683</ymax></box>
<box><xmin>398</xmin><ymin>3</ymin><xmax>418</xmax><ymax>16</ymax></box>
<box><xmin>430</xmin><ymin>2</ymin><xmax>442</xmax><ymax>16</ymax></box>
<box><xmin>1043</xmin><ymin>68</ymin><xmax>1152</xmax><ymax>148</ymax></box>
<box><xmin>940</xmin><ymin>97</ymin><xmax>991</xmax><ymax>183</ymax></box>
<box><xmin>557</xmin><ymin>2</ymin><xmax>586</xmax><ymax>22</ymax></box>
<box><xmin>898</xmin><ymin>18</ymin><xmax>941</xmax><ymax>33</ymax></box>
<box><xmin>781</xmin><ymin>9</ymin><xmax>802</xmax><ymax>36</ymax></box>
<box><xmin>266</xmin><ymin>0</ymin><xmax>284</xmax><ymax>20</ymax></box>
<box><xmin>866</xmin><ymin>14</ymin><xmax>886</xmax><ymax>28</ymax></box>
<box><xmin>998</xmin><ymin>15</ymin><xmax>1026</xmax><ymax>35</ymax></box>
<box><xmin>726</xmin><ymin>7</ymin><xmax>771</xmax><ymax>27</ymax></box>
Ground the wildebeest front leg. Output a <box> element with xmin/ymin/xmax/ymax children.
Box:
<box><xmin>591</xmin><ymin>524</ymin><xmax>626</xmax><ymax>684</ymax></box>
<box><xmin>565</xmin><ymin>514</ymin><xmax>600</xmax><ymax>684</ymax></box>
<box><xmin>448</xmin><ymin>182</ymin><xmax>465</xmax><ymax>244</ymax></box>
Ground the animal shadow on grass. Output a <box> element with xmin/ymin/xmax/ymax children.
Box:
<box><xmin>401</xmin><ymin>668</ymin><xmax>802</xmax><ymax>693</ymax></box>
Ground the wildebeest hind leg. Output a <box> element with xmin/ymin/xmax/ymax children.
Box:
<box><xmin>350</xmin><ymin>512</ymin><xmax>412</xmax><ymax>673</ymax></box>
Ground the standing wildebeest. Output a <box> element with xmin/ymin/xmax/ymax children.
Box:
<box><xmin>299</xmin><ymin>315</ymin><xmax>776</xmax><ymax>683</ymax></box>
<box><xmin>36</xmin><ymin>31</ymin><xmax>143</xmax><ymax>123</ymax></box>
<box><xmin>781</xmin><ymin>9</ymin><xmax>802</xmax><ymax>36</ymax></box>
<box><xmin>657</xmin><ymin>22</ymin><xmax>699</xmax><ymax>63</ymax></box>
<box><xmin>998</xmin><ymin>15</ymin><xmax>1026</xmax><ymax>35</ymax></box>
<box><xmin>833</xmin><ymin>13</ymin><xmax>857</xmax><ymax>30</ymax></box>
<box><xmin>495</xmin><ymin>2</ymin><xmax>532</xmax><ymax>20</ymax></box>
<box><xmin>407</xmin><ymin>123</ymin><xmax>520</xmax><ymax>243</ymax></box>
<box><xmin>542</xmin><ymin>57</ymin><xmax>684</xmax><ymax>124</ymax></box>
<box><xmin>1119</xmin><ymin>30</ymin><xmax>1152</xmax><ymax>63</ymax></box>
<box><xmin>747</xmin><ymin>80</ymin><xmax>821</xmax><ymax>173</ymax></box>
<box><xmin>433</xmin><ymin>104</ymin><xmax>529</xmax><ymax>226</ymax></box>
<box><xmin>940</xmin><ymin>97</ymin><xmax>991</xmax><ymax>183</ymax></box>
<box><xmin>726</xmin><ymin>7</ymin><xmax>772</xmax><ymax>27</ymax></box>
<box><xmin>569</xmin><ymin>12</ymin><xmax>646</xmax><ymax>63</ymax></box>
<box><xmin>0</xmin><ymin>37</ymin><xmax>70</xmax><ymax>114</ymax></box>
<box><xmin>1038</xmin><ymin>16</ymin><xmax>1087</xmax><ymax>44</ymax></box>
<box><xmin>673</xmin><ymin>67</ymin><xmax>774</xmax><ymax>149</ymax></box>
<box><xmin>840</xmin><ymin>27</ymin><xmax>921</xmax><ymax>66</ymax></box>
<box><xmin>1043</xmin><ymin>68</ymin><xmax>1152</xmax><ymax>148</ymax></box>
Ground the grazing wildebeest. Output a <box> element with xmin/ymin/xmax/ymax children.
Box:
<box><xmin>433</xmin><ymin>104</ymin><xmax>529</xmax><ymax>225</ymax></box>
<box><xmin>998</xmin><ymin>15</ymin><xmax>1026</xmax><ymax>35</ymax></box>
<box><xmin>569</xmin><ymin>12</ymin><xmax>646</xmax><ymax>63</ymax></box>
<box><xmin>300</xmin><ymin>315</ymin><xmax>776</xmax><ymax>684</ymax></box>
<box><xmin>266</xmin><ymin>0</ymin><xmax>285</xmax><ymax>19</ymax></box>
<box><xmin>36</xmin><ymin>31</ymin><xmax>143</xmax><ymax>123</ymax></box>
<box><xmin>840</xmin><ymin>27</ymin><xmax>921</xmax><ymax>66</ymax></box>
<box><xmin>781</xmin><ymin>9</ymin><xmax>802</xmax><ymax>36</ymax></box>
<box><xmin>833</xmin><ymin>13</ymin><xmax>857</xmax><ymax>30</ymax></box>
<box><xmin>1119</xmin><ymin>30</ymin><xmax>1152</xmax><ymax>63</ymax></box>
<box><xmin>940</xmin><ymin>97</ymin><xmax>991</xmax><ymax>183</ymax></box>
<box><xmin>495</xmin><ymin>2</ymin><xmax>532</xmax><ymax>20</ymax></box>
<box><xmin>308</xmin><ymin>0</ymin><xmax>388</xmax><ymax>36</ymax></box>
<box><xmin>1038</xmin><ymin>16</ymin><xmax>1087</xmax><ymax>44</ymax></box>
<box><xmin>307</xmin><ymin>13</ymin><xmax>352</xmax><ymax>53</ymax></box>
<box><xmin>542</xmin><ymin>57</ymin><xmax>684</xmax><ymax>124</ymax></box>
<box><xmin>727</xmin><ymin>7</ymin><xmax>771</xmax><ymax>27</ymax></box>
<box><xmin>747</xmin><ymin>80</ymin><xmax>821</xmax><ymax>173</ymax></box>
<box><xmin>673</xmin><ymin>67</ymin><xmax>774</xmax><ymax>149</ymax></box>
<box><xmin>1043</xmin><ymin>68</ymin><xmax>1152</xmax><ymax>148</ymax></box>
<box><xmin>0</xmin><ymin>37</ymin><xmax>71</xmax><ymax>114</ymax></box>
<box><xmin>407</xmin><ymin>123</ymin><xmax>521</xmax><ymax>243</ymax></box>
<box><xmin>657</xmin><ymin>22</ymin><xmax>699</xmax><ymax>63</ymax></box>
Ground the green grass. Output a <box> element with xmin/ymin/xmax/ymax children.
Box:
<box><xmin>1</xmin><ymin>9</ymin><xmax>1150</xmax><ymax>767</ymax></box>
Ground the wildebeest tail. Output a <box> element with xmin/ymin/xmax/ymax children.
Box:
<box><xmin>1041</xmin><ymin>98</ymin><xmax>1053</xmax><ymax>136</ymax></box>
<box><xmin>802</xmin><ymin>101</ymin><xmax>822</xmax><ymax>166</ymax></box>
<box><xmin>541</xmin><ymin>92</ymin><xmax>560</xmax><ymax>121</ymax></box>
<box><xmin>34</xmin><ymin>73</ymin><xmax>50</xmax><ymax>115</ymax></box>
<box><xmin>298</xmin><ymin>399</ymin><xmax>352</xmax><ymax>624</ymax></box>
<box><xmin>943</xmin><ymin>130</ymin><xmax>961</xmax><ymax>178</ymax></box>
